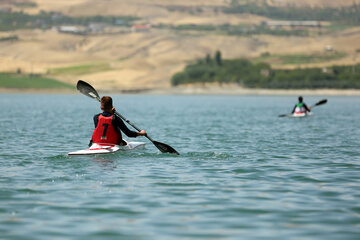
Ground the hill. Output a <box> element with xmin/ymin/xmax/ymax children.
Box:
<box><xmin>0</xmin><ymin>0</ymin><xmax>360</xmax><ymax>91</ymax></box>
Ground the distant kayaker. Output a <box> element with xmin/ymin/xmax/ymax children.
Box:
<box><xmin>291</xmin><ymin>96</ymin><xmax>311</xmax><ymax>114</ymax></box>
<box><xmin>90</xmin><ymin>96</ymin><xmax>146</xmax><ymax>146</ymax></box>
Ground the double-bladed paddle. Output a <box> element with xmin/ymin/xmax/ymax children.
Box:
<box><xmin>278</xmin><ymin>99</ymin><xmax>327</xmax><ymax>117</ymax></box>
<box><xmin>76</xmin><ymin>80</ymin><xmax>180</xmax><ymax>155</ymax></box>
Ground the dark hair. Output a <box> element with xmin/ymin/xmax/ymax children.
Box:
<box><xmin>101</xmin><ymin>96</ymin><xmax>113</xmax><ymax>111</ymax></box>
<box><xmin>298</xmin><ymin>96</ymin><xmax>303</xmax><ymax>102</ymax></box>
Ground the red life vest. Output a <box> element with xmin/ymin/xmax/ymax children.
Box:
<box><xmin>92</xmin><ymin>115</ymin><xmax>122</xmax><ymax>145</ymax></box>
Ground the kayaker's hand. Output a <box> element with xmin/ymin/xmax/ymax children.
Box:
<box><xmin>138</xmin><ymin>130</ymin><xmax>146</xmax><ymax>136</ymax></box>
<box><xmin>111</xmin><ymin>107</ymin><xmax>116</xmax><ymax>114</ymax></box>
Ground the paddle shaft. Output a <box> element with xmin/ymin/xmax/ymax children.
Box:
<box><xmin>112</xmin><ymin>107</ymin><xmax>179</xmax><ymax>154</ymax></box>
<box><xmin>310</xmin><ymin>101</ymin><xmax>326</xmax><ymax>108</ymax></box>
<box><xmin>114</xmin><ymin>111</ymin><xmax>155</xmax><ymax>143</ymax></box>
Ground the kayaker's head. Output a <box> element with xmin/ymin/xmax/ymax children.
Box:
<box><xmin>100</xmin><ymin>96</ymin><xmax>113</xmax><ymax>113</ymax></box>
<box><xmin>298</xmin><ymin>96</ymin><xmax>303</xmax><ymax>102</ymax></box>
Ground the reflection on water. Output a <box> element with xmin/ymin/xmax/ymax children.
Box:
<box><xmin>94</xmin><ymin>158</ymin><xmax>116</xmax><ymax>170</ymax></box>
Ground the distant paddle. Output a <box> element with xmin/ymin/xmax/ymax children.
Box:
<box><xmin>76</xmin><ymin>80</ymin><xmax>180</xmax><ymax>155</ymax></box>
<box><xmin>311</xmin><ymin>99</ymin><xmax>327</xmax><ymax>107</ymax></box>
<box><xmin>278</xmin><ymin>99</ymin><xmax>327</xmax><ymax>117</ymax></box>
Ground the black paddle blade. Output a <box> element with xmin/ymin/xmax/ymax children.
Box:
<box><xmin>153</xmin><ymin>141</ymin><xmax>179</xmax><ymax>155</ymax></box>
<box><xmin>315</xmin><ymin>99</ymin><xmax>327</xmax><ymax>106</ymax></box>
<box><xmin>278</xmin><ymin>114</ymin><xmax>288</xmax><ymax>117</ymax></box>
<box><xmin>77</xmin><ymin>80</ymin><xmax>101</xmax><ymax>101</ymax></box>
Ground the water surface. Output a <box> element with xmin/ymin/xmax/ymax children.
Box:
<box><xmin>0</xmin><ymin>94</ymin><xmax>359</xmax><ymax>239</ymax></box>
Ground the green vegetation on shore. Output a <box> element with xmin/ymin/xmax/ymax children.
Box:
<box><xmin>224</xmin><ymin>0</ymin><xmax>360</xmax><ymax>25</ymax></box>
<box><xmin>0</xmin><ymin>73</ymin><xmax>73</xmax><ymax>89</ymax></box>
<box><xmin>171</xmin><ymin>52</ymin><xmax>360</xmax><ymax>89</ymax></box>
<box><xmin>0</xmin><ymin>35</ymin><xmax>18</xmax><ymax>42</ymax></box>
<box><xmin>0</xmin><ymin>11</ymin><xmax>139</xmax><ymax>31</ymax></box>
<box><xmin>156</xmin><ymin>23</ymin><xmax>311</xmax><ymax>37</ymax></box>
<box><xmin>253</xmin><ymin>52</ymin><xmax>347</xmax><ymax>65</ymax></box>
<box><xmin>12</xmin><ymin>1</ymin><xmax>37</xmax><ymax>8</ymax></box>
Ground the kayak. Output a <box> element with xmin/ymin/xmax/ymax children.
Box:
<box><xmin>68</xmin><ymin>140</ymin><xmax>145</xmax><ymax>156</ymax></box>
<box><xmin>291</xmin><ymin>112</ymin><xmax>313</xmax><ymax>118</ymax></box>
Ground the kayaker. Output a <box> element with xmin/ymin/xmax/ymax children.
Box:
<box><xmin>291</xmin><ymin>96</ymin><xmax>311</xmax><ymax>114</ymax></box>
<box><xmin>90</xmin><ymin>96</ymin><xmax>146</xmax><ymax>146</ymax></box>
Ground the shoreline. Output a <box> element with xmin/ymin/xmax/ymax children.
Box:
<box><xmin>148</xmin><ymin>86</ymin><xmax>360</xmax><ymax>96</ymax></box>
<box><xmin>1</xmin><ymin>86</ymin><xmax>360</xmax><ymax>96</ymax></box>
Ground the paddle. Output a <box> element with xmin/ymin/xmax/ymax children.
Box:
<box><xmin>76</xmin><ymin>80</ymin><xmax>180</xmax><ymax>155</ymax></box>
<box><xmin>278</xmin><ymin>99</ymin><xmax>327</xmax><ymax>117</ymax></box>
<box><xmin>311</xmin><ymin>99</ymin><xmax>327</xmax><ymax>107</ymax></box>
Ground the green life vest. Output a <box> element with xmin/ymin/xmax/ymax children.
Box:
<box><xmin>295</xmin><ymin>102</ymin><xmax>306</xmax><ymax>113</ymax></box>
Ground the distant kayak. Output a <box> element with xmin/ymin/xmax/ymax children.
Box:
<box><xmin>279</xmin><ymin>99</ymin><xmax>326</xmax><ymax>118</ymax></box>
<box><xmin>68</xmin><ymin>140</ymin><xmax>145</xmax><ymax>156</ymax></box>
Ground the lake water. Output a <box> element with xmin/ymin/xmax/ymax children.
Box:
<box><xmin>0</xmin><ymin>94</ymin><xmax>359</xmax><ymax>240</ymax></box>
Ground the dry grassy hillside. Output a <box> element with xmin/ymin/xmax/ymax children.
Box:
<box><xmin>0</xmin><ymin>0</ymin><xmax>360</xmax><ymax>90</ymax></box>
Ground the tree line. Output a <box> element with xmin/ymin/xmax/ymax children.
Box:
<box><xmin>171</xmin><ymin>52</ymin><xmax>360</xmax><ymax>89</ymax></box>
<box><xmin>223</xmin><ymin>0</ymin><xmax>360</xmax><ymax>25</ymax></box>
<box><xmin>0</xmin><ymin>11</ymin><xmax>139</xmax><ymax>31</ymax></box>
<box><xmin>156</xmin><ymin>23</ymin><xmax>310</xmax><ymax>37</ymax></box>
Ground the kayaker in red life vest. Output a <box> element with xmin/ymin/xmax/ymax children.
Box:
<box><xmin>90</xmin><ymin>96</ymin><xmax>146</xmax><ymax>146</ymax></box>
<box><xmin>291</xmin><ymin>96</ymin><xmax>311</xmax><ymax>114</ymax></box>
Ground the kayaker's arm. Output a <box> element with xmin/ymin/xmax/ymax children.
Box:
<box><xmin>304</xmin><ymin>103</ymin><xmax>311</xmax><ymax>112</ymax></box>
<box><xmin>291</xmin><ymin>104</ymin><xmax>296</xmax><ymax>114</ymax></box>
<box><xmin>114</xmin><ymin>115</ymin><xmax>140</xmax><ymax>138</ymax></box>
<box><xmin>93</xmin><ymin>113</ymin><xmax>101</xmax><ymax>128</ymax></box>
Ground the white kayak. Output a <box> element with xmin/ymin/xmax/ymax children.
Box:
<box><xmin>68</xmin><ymin>140</ymin><xmax>145</xmax><ymax>156</ymax></box>
<box><xmin>291</xmin><ymin>112</ymin><xmax>313</xmax><ymax>118</ymax></box>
